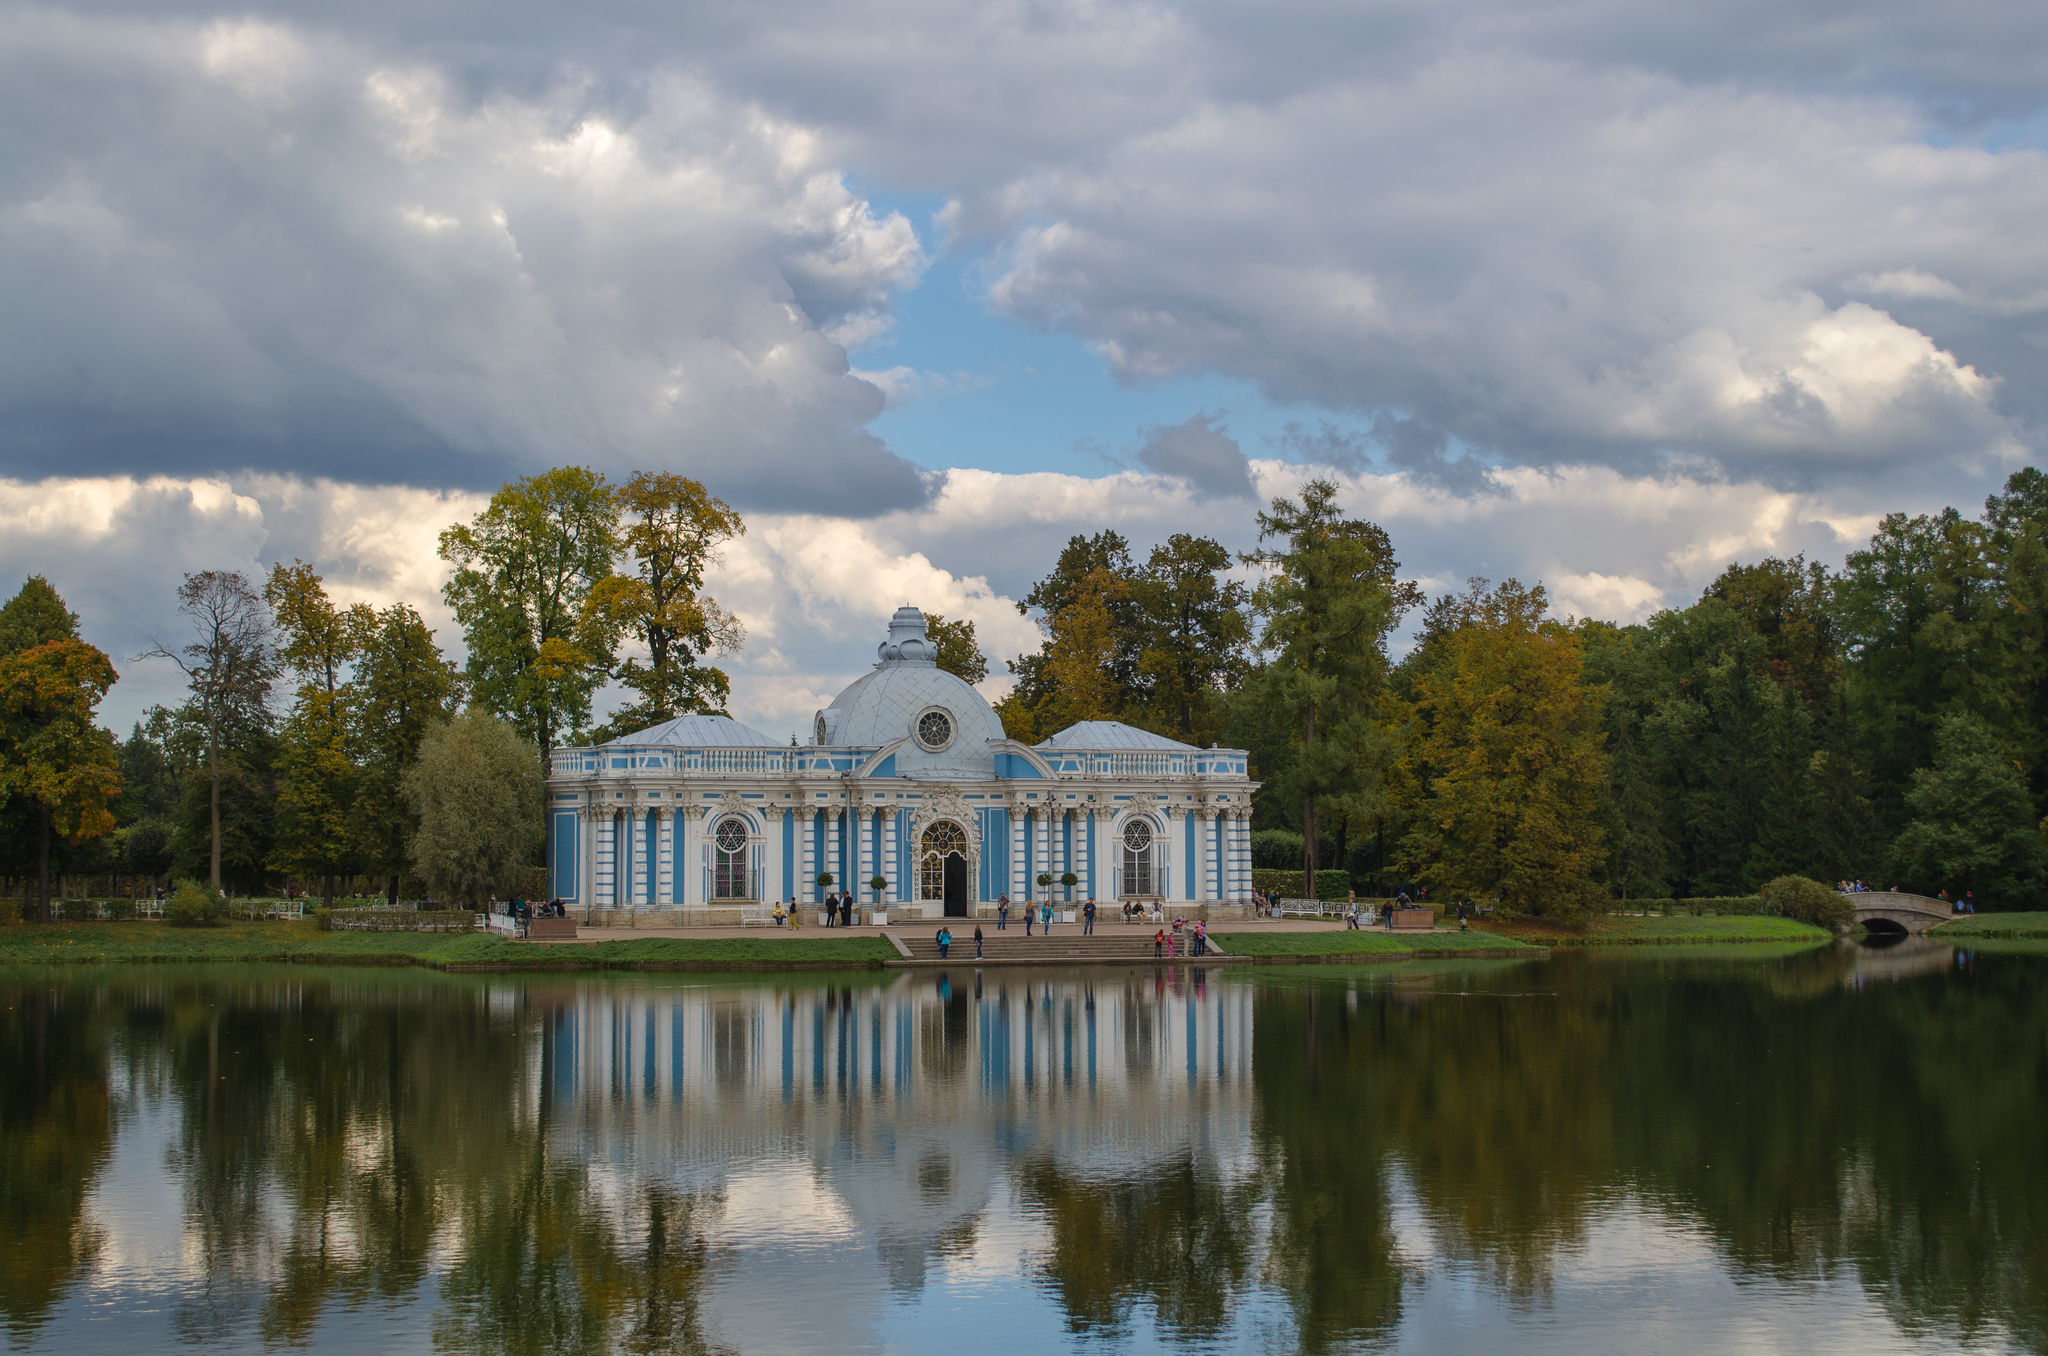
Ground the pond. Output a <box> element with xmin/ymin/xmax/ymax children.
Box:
<box><xmin>0</xmin><ymin>938</ymin><xmax>2041</xmax><ymax>1354</ymax></box>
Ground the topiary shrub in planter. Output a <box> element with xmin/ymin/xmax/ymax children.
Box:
<box><xmin>1759</xmin><ymin>876</ymin><xmax>1855</xmax><ymax>930</ymax></box>
<box><xmin>167</xmin><ymin>880</ymin><xmax>225</xmax><ymax>928</ymax></box>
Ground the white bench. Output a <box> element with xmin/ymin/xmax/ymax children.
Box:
<box><xmin>137</xmin><ymin>899</ymin><xmax>164</xmax><ymax>918</ymax></box>
<box><xmin>739</xmin><ymin>905</ymin><xmax>776</xmax><ymax>927</ymax></box>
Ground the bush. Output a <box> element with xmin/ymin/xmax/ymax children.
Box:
<box><xmin>1251</xmin><ymin>869</ymin><xmax>1304</xmax><ymax>896</ymax></box>
<box><xmin>167</xmin><ymin>880</ymin><xmax>225</xmax><ymax>928</ymax></box>
<box><xmin>1314</xmin><ymin>869</ymin><xmax>1351</xmax><ymax>899</ymax></box>
<box><xmin>1250</xmin><ymin>830</ymin><xmax>1305</xmax><ymax>869</ymax></box>
<box><xmin>1759</xmin><ymin>876</ymin><xmax>1855</xmax><ymax>930</ymax></box>
<box><xmin>314</xmin><ymin>907</ymin><xmax>334</xmax><ymax>932</ymax></box>
<box><xmin>1660</xmin><ymin>896</ymin><xmax>1764</xmax><ymax>916</ymax></box>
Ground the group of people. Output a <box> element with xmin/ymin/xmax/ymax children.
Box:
<box><xmin>1837</xmin><ymin>880</ymin><xmax>1978</xmax><ymax>912</ymax></box>
<box><xmin>992</xmin><ymin>894</ymin><xmax>1108</xmax><ymax>935</ymax></box>
<box><xmin>1152</xmin><ymin>917</ymin><xmax>1210</xmax><ymax>958</ymax></box>
<box><xmin>1838</xmin><ymin>880</ymin><xmax>1891</xmax><ymax>893</ymax></box>
<box><xmin>818</xmin><ymin>890</ymin><xmax>859</xmax><ymax>927</ymax></box>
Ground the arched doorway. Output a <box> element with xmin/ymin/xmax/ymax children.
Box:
<box><xmin>920</xmin><ymin>820</ymin><xmax>970</xmax><ymax>917</ymax></box>
<box><xmin>1121</xmin><ymin>818</ymin><xmax>1157</xmax><ymax>897</ymax></box>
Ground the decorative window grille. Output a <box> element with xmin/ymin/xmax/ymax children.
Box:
<box><xmin>712</xmin><ymin>819</ymin><xmax>751</xmax><ymax>899</ymax></box>
<box><xmin>1121</xmin><ymin>819</ymin><xmax>1155</xmax><ymax>896</ymax></box>
<box><xmin>919</xmin><ymin>820</ymin><xmax>967</xmax><ymax>899</ymax></box>
<box><xmin>915</xmin><ymin>709</ymin><xmax>954</xmax><ymax>752</ymax></box>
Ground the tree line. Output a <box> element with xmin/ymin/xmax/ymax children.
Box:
<box><xmin>993</xmin><ymin>469</ymin><xmax>2048</xmax><ymax>914</ymax></box>
<box><xmin>0</xmin><ymin>469</ymin><xmax>746</xmax><ymax>917</ymax></box>
<box><xmin>7</xmin><ymin>463</ymin><xmax>2044</xmax><ymax>918</ymax></box>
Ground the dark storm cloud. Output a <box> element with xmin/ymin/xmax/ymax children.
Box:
<box><xmin>1134</xmin><ymin>414</ymin><xmax>1254</xmax><ymax>499</ymax></box>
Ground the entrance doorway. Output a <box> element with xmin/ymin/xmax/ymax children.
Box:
<box><xmin>919</xmin><ymin>820</ymin><xmax>971</xmax><ymax>918</ymax></box>
<box><xmin>943</xmin><ymin>854</ymin><xmax>968</xmax><ymax>917</ymax></box>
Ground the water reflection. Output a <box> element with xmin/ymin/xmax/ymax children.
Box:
<box><xmin>0</xmin><ymin>945</ymin><xmax>2040</xmax><ymax>1354</ymax></box>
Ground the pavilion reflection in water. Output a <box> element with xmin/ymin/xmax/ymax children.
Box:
<box><xmin>527</xmin><ymin>968</ymin><xmax>1255</xmax><ymax>1289</ymax></box>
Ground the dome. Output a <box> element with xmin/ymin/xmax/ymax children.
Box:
<box><xmin>815</xmin><ymin>607</ymin><xmax>1004</xmax><ymax>779</ymax></box>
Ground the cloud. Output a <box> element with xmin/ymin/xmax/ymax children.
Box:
<box><xmin>0</xmin><ymin>12</ymin><xmax>929</xmax><ymax>514</ymax></box>
<box><xmin>1133</xmin><ymin>413</ymin><xmax>1254</xmax><ymax>499</ymax></box>
<box><xmin>982</xmin><ymin>65</ymin><xmax>2044</xmax><ymax>483</ymax></box>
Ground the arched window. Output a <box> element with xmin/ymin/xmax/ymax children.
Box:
<box><xmin>919</xmin><ymin>820</ymin><xmax>967</xmax><ymax>900</ymax></box>
<box><xmin>1121</xmin><ymin>819</ymin><xmax>1155</xmax><ymax>897</ymax></box>
<box><xmin>712</xmin><ymin>818</ymin><xmax>751</xmax><ymax>899</ymax></box>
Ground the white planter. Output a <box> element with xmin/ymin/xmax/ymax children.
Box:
<box><xmin>869</xmin><ymin>911</ymin><xmax>888</xmax><ymax>927</ymax></box>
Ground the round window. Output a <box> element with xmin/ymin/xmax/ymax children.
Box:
<box><xmin>915</xmin><ymin>708</ymin><xmax>954</xmax><ymax>751</ymax></box>
<box><xmin>715</xmin><ymin>820</ymin><xmax>748</xmax><ymax>854</ymax></box>
<box><xmin>1123</xmin><ymin>820</ymin><xmax>1153</xmax><ymax>852</ymax></box>
<box><xmin>813</xmin><ymin>713</ymin><xmax>830</xmax><ymax>745</ymax></box>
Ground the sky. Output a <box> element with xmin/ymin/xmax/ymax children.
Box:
<box><xmin>2</xmin><ymin>0</ymin><xmax>2045</xmax><ymax>742</ymax></box>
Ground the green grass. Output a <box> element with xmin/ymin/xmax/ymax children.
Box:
<box><xmin>1211</xmin><ymin>928</ymin><xmax>1533</xmax><ymax>957</ymax></box>
<box><xmin>1931</xmin><ymin>911</ymin><xmax>2048</xmax><ymax>939</ymax></box>
<box><xmin>0</xmin><ymin>921</ymin><xmax>896</xmax><ymax>970</ymax></box>
<box><xmin>1489</xmin><ymin>914</ymin><xmax>1830</xmax><ymax>947</ymax></box>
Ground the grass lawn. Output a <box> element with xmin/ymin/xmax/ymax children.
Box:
<box><xmin>0</xmin><ymin>921</ymin><xmax>897</xmax><ymax>970</ymax></box>
<box><xmin>1211</xmin><ymin>928</ymin><xmax>1533</xmax><ymax>956</ymax></box>
<box><xmin>1932</xmin><ymin>911</ymin><xmax>2048</xmax><ymax>940</ymax></box>
<box><xmin>1482</xmin><ymin>914</ymin><xmax>1830</xmax><ymax>946</ymax></box>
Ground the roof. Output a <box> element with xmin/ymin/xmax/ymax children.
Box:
<box><xmin>599</xmin><ymin>713</ymin><xmax>780</xmax><ymax>748</ymax></box>
<box><xmin>1034</xmin><ymin>721</ymin><xmax>1199</xmax><ymax>752</ymax></box>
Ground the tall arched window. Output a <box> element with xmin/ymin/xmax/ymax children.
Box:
<box><xmin>919</xmin><ymin>820</ymin><xmax>967</xmax><ymax>900</ymax></box>
<box><xmin>712</xmin><ymin>818</ymin><xmax>751</xmax><ymax>899</ymax></box>
<box><xmin>1121</xmin><ymin>819</ymin><xmax>1155</xmax><ymax>896</ymax></box>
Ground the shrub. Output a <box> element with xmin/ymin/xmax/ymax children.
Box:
<box><xmin>1759</xmin><ymin>876</ymin><xmax>1854</xmax><ymax>930</ymax></box>
<box><xmin>1314</xmin><ymin>869</ymin><xmax>1351</xmax><ymax>899</ymax></box>
<box><xmin>1250</xmin><ymin>830</ymin><xmax>1305</xmax><ymax>869</ymax></box>
<box><xmin>167</xmin><ymin>880</ymin><xmax>224</xmax><ymax>928</ymax></box>
<box><xmin>1251</xmin><ymin>869</ymin><xmax>1304</xmax><ymax>896</ymax></box>
<box><xmin>314</xmin><ymin>907</ymin><xmax>334</xmax><ymax>932</ymax></box>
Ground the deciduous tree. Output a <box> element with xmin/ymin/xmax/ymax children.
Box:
<box><xmin>1893</xmin><ymin>713</ymin><xmax>2046</xmax><ymax>906</ymax></box>
<box><xmin>401</xmin><ymin>710</ymin><xmax>543</xmax><ymax>907</ymax></box>
<box><xmin>143</xmin><ymin>571</ymin><xmax>276</xmax><ymax>890</ymax></box>
<box><xmin>440</xmin><ymin>468</ymin><xmax>619</xmax><ymax>765</ymax></box>
<box><xmin>0</xmin><ymin>640</ymin><xmax>122</xmax><ymax>922</ymax></box>
<box><xmin>1396</xmin><ymin>580</ymin><xmax>1607</xmax><ymax>917</ymax></box>
<box><xmin>587</xmin><ymin>472</ymin><xmax>745</xmax><ymax>737</ymax></box>
<box><xmin>923</xmin><ymin>613</ymin><xmax>989</xmax><ymax>686</ymax></box>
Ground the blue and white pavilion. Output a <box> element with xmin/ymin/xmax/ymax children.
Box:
<box><xmin>546</xmin><ymin>607</ymin><xmax>1260</xmax><ymax>922</ymax></box>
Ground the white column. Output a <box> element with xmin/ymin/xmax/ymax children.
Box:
<box><xmin>766</xmin><ymin>807</ymin><xmax>785</xmax><ymax>905</ymax></box>
<box><xmin>800</xmin><ymin>808</ymin><xmax>815</xmax><ymax>904</ymax></box>
<box><xmin>676</xmin><ymin>807</ymin><xmax>695</xmax><ymax>907</ymax></box>
<box><xmin>1009</xmin><ymin>807</ymin><xmax>1025</xmax><ymax>901</ymax></box>
<box><xmin>1233</xmin><ymin>811</ymin><xmax>1248</xmax><ymax>904</ymax></box>
<box><xmin>826</xmin><ymin>807</ymin><xmax>843</xmax><ymax>905</ymax></box>
<box><xmin>1036</xmin><ymin>810</ymin><xmax>1049</xmax><ymax>901</ymax></box>
<box><xmin>853</xmin><ymin>804</ymin><xmax>869</xmax><ymax>903</ymax></box>
<box><xmin>581</xmin><ymin>805</ymin><xmax>598</xmax><ymax>913</ymax></box>
<box><xmin>1196</xmin><ymin>809</ymin><xmax>1211</xmax><ymax>903</ymax></box>
<box><xmin>882</xmin><ymin>808</ymin><xmax>899</xmax><ymax>904</ymax></box>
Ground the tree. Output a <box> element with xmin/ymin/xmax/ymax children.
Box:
<box><xmin>586</xmin><ymin>472</ymin><xmax>745</xmax><ymax>738</ymax></box>
<box><xmin>1395</xmin><ymin>580</ymin><xmax>1608</xmax><ymax>917</ymax></box>
<box><xmin>0</xmin><ymin>577</ymin><xmax>78</xmax><ymax>655</ymax></box>
<box><xmin>265</xmin><ymin>563</ymin><xmax>364</xmax><ymax>904</ymax></box>
<box><xmin>0</xmin><ymin>640</ymin><xmax>122</xmax><ymax>922</ymax></box>
<box><xmin>1246</xmin><ymin>479</ymin><xmax>1420</xmax><ymax>889</ymax></box>
<box><xmin>1130</xmin><ymin>534</ymin><xmax>1251</xmax><ymax>744</ymax></box>
<box><xmin>1892</xmin><ymin>713</ymin><xmax>2046</xmax><ymax>907</ymax></box>
<box><xmin>923</xmin><ymin>614</ymin><xmax>989</xmax><ymax>685</ymax></box>
<box><xmin>441</xmin><ymin>468</ymin><xmax>619</xmax><ymax>765</ymax></box>
<box><xmin>1005</xmin><ymin>531</ymin><xmax>1146</xmax><ymax>724</ymax></box>
<box><xmin>352</xmin><ymin>604</ymin><xmax>462</xmax><ymax>904</ymax></box>
<box><xmin>144</xmin><ymin>571</ymin><xmax>277</xmax><ymax>890</ymax></box>
<box><xmin>1701</xmin><ymin>555</ymin><xmax>1840</xmax><ymax>712</ymax></box>
<box><xmin>401</xmin><ymin>710</ymin><xmax>543</xmax><ymax>907</ymax></box>
<box><xmin>1014</xmin><ymin>567</ymin><xmax>1130</xmax><ymax>738</ymax></box>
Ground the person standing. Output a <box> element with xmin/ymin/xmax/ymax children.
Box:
<box><xmin>937</xmin><ymin>926</ymin><xmax>951</xmax><ymax>959</ymax></box>
<box><xmin>997</xmin><ymin>895</ymin><xmax>1010</xmax><ymax>930</ymax></box>
<box><xmin>974</xmin><ymin>925</ymin><xmax>984</xmax><ymax>959</ymax></box>
<box><xmin>1153</xmin><ymin>927</ymin><xmax>1166</xmax><ymax>960</ymax></box>
<box><xmin>1025</xmin><ymin>904</ymin><xmax>1035</xmax><ymax>937</ymax></box>
<box><xmin>1043</xmin><ymin>901</ymin><xmax>1056</xmax><ymax>933</ymax></box>
<box><xmin>1084</xmin><ymin>898</ymin><xmax>1096</xmax><ymax>935</ymax></box>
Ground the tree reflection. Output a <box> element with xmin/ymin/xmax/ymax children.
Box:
<box><xmin>1017</xmin><ymin>1154</ymin><xmax>1260</xmax><ymax>1343</ymax></box>
<box><xmin>0</xmin><ymin>981</ymin><xmax>113</xmax><ymax>1342</ymax></box>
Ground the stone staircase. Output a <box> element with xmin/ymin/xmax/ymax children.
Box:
<box><xmin>892</xmin><ymin>926</ymin><xmax>1226</xmax><ymax>965</ymax></box>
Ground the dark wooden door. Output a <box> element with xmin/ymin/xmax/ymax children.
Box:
<box><xmin>943</xmin><ymin>854</ymin><xmax>968</xmax><ymax>917</ymax></box>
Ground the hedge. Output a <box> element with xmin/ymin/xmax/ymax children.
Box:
<box><xmin>319</xmin><ymin>909</ymin><xmax>476</xmax><ymax>933</ymax></box>
<box><xmin>1249</xmin><ymin>869</ymin><xmax>1354</xmax><ymax>899</ymax></box>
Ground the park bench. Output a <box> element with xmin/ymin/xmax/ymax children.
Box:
<box><xmin>526</xmin><ymin>917</ymin><xmax>577</xmax><ymax>940</ymax></box>
<box><xmin>738</xmin><ymin>904</ymin><xmax>776</xmax><ymax>927</ymax></box>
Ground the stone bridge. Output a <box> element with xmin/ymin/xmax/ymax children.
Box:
<box><xmin>1845</xmin><ymin>892</ymin><xmax>1958</xmax><ymax>935</ymax></box>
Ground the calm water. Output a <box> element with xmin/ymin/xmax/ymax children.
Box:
<box><xmin>0</xmin><ymin>939</ymin><xmax>2042</xmax><ymax>1354</ymax></box>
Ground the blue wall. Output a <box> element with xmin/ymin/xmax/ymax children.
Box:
<box><xmin>551</xmin><ymin>813</ymin><xmax>577</xmax><ymax>899</ymax></box>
